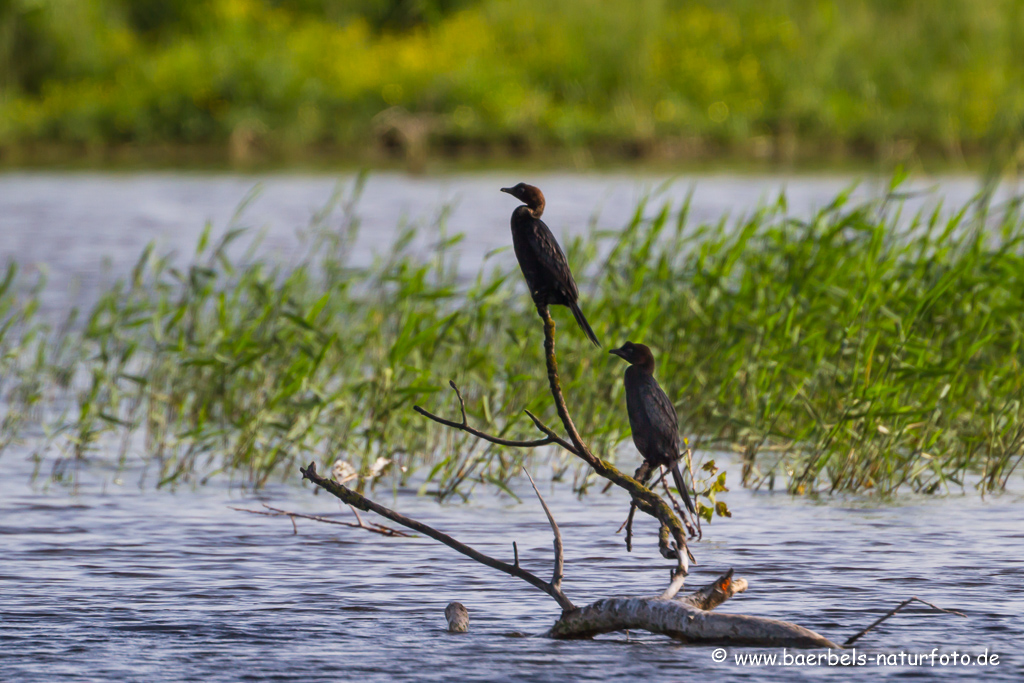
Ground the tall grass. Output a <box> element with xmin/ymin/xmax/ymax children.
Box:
<box><xmin>1</xmin><ymin>177</ymin><xmax>1023</xmax><ymax>496</ymax></box>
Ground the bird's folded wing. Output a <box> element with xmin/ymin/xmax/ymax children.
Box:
<box><xmin>638</xmin><ymin>380</ymin><xmax>681</xmax><ymax>454</ymax></box>
<box><xmin>528</xmin><ymin>218</ymin><xmax>580</xmax><ymax>300</ymax></box>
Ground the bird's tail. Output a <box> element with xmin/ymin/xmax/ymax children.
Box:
<box><xmin>568</xmin><ymin>300</ymin><xmax>601</xmax><ymax>347</ymax></box>
<box><xmin>670</xmin><ymin>463</ymin><xmax>697</xmax><ymax>515</ymax></box>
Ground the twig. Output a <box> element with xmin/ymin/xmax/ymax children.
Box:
<box><xmin>844</xmin><ymin>597</ymin><xmax>967</xmax><ymax>646</ymax></box>
<box><xmin>414</xmin><ymin>381</ymin><xmax>558</xmax><ymax>449</ymax></box>
<box><xmin>683</xmin><ymin>447</ymin><xmax>702</xmax><ymax>539</ymax></box>
<box><xmin>659</xmin><ymin>467</ymin><xmax>697</xmax><ymax>538</ymax></box>
<box><xmin>523</xmin><ymin>409</ymin><xmax>579</xmax><ymax>455</ymax></box>
<box><xmin>301</xmin><ymin>461</ymin><xmax>576</xmax><ymax>612</ymax></box>
<box><xmin>348</xmin><ymin>504</ymin><xmax>365</xmax><ymax>527</ymax></box>
<box><xmin>524</xmin><ymin>468</ymin><xmax>564</xmax><ymax>590</ymax></box>
<box><xmin>230</xmin><ymin>504</ymin><xmax>412</xmax><ymax>537</ymax></box>
<box><xmin>617</xmin><ymin>466</ymin><xmax>645</xmax><ymax>553</ymax></box>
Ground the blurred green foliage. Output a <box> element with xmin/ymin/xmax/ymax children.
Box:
<box><xmin>1</xmin><ymin>0</ymin><xmax>1023</xmax><ymax>158</ymax></box>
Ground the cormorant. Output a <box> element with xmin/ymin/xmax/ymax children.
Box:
<box><xmin>610</xmin><ymin>341</ymin><xmax>696</xmax><ymax>514</ymax></box>
<box><xmin>500</xmin><ymin>183</ymin><xmax>600</xmax><ymax>346</ymax></box>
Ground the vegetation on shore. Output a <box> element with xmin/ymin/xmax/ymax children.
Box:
<box><xmin>1</xmin><ymin>176</ymin><xmax>1022</xmax><ymax>498</ymax></box>
<box><xmin>2</xmin><ymin>0</ymin><xmax>1024</xmax><ymax>166</ymax></box>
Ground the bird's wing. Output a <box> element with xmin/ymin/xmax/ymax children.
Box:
<box><xmin>637</xmin><ymin>378</ymin><xmax>681</xmax><ymax>456</ymax></box>
<box><xmin>528</xmin><ymin>218</ymin><xmax>579</xmax><ymax>299</ymax></box>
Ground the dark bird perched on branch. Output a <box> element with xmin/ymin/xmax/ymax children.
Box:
<box><xmin>500</xmin><ymin>183</ymin><xmax>600</xmax><ymax>346</ymax></box>
<box><xmin>610</xmin><ymin>341</ymin><xmax>696</xmax><ymax>515</ymax></box>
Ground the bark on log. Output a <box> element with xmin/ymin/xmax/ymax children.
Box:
<box><xmin>549</xmin><ymin>574</ymin><xmax>840</xmax><ymax>648</ymax></box>
<box><xmin>550</xmin><ymin>598</ymin><xmax>838</xmax><ymax>647</ymax></box>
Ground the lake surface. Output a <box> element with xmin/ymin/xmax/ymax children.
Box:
<box><xmin>2</xmin><ymin>454</ymin><xmax>1021</xmax><ymax>682</ymax></box>
<box><xmin>1</xmin><ymin>171</ymin><xmax>1017</xmax><ymax>317</ymax></box>
<box><xmin>1</xmin><ymin>172</ymin><xmax>1022</xmax><ymax>681</ymax></box>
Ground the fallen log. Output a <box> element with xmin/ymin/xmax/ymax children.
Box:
<box><xmin>550</xmin><ymin>575</ymin><xmax>839</xmax><ymax>647</ymax></box>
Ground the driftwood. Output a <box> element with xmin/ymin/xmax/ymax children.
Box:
<box><xmin>291</xmin><ymin>302</ymin><xmax>854</xmax><ymax>647</ymax></box>
<box><xmin>302</xmin><ymin>460</ymin><xmax>575</xmax><ymax>611</ymax></box>
<box><xmin>549</xmin><ymin>571</ymin><xmax>837</xmax><ymax>647</ymax></box>
<box><xmin>300</xmin><ymin>459</ymin><xmax>839</xmax><ymax>647</ymax></box>
<box><xmin>445</xmin><ymin>602</ymin><xmax>470</xmax><ymax>633</ymax></box>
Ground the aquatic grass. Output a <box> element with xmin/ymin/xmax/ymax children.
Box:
<box><xmin>2</xmin><ymin>178</ymin><xmax>1024</xmax><ymax>497</ymax></box>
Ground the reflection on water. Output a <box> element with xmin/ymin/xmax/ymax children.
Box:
<box><xmin>1</xmin><ymin>172</ymin><xmax>1022</xmax><ymax>681</ymax></box>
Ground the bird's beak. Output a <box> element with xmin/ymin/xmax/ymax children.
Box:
<box><xmin>609</xmin><ymin>347</ymin><xmax>627</xmax><ymax>360</ymax></box>
<box><xmin>500</xmin><ymin>187</ymin><xmax>513</xmax><ymax>195</ymax></box>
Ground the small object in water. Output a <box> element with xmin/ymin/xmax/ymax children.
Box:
<box><xmin>445</xmin><ymin>601</ymin><xmax>469</xmax><ymax>633</ymax></box>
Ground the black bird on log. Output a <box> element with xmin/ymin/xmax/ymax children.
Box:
<box><xmin>500</xmin><ymin>183</ymin><xmax>600</xmax><ymax>346</ymax></box>
<box><xmin>610</xmin><ymin>341</ymin><xmax>696</xmax><ymax>515</ymax></box>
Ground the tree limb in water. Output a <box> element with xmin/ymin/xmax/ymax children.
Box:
<box><xmin>547</xmin><ymin>569</ymin><xmax>840</xmax><ymax>647</ymax></box>
<box><xmin>296</xmin><ymin>294</ymin><xmax>910</xmax><ymax>648</ymax></box>
<box><xmin>300</xmin><ymin>461</ymin><xmax>575</xmax><ymax>612</ymax></box>
<box><xmin>230</xmin><ymin>503</ymin><xmax>411</xmax><ymax>537</ymax></box>
<box><xmin>300</xmin><ymin>460</ymin><xmax>848</xmax><ymax>647</ymax></box>
<box><xmin>843</xmin><ymin>596</ymin><xmax>967</xmax><ymax>646</ymax></box>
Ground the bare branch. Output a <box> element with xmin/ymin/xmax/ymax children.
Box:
<box><xmin>843</xmin><ymin>596</ymin><xmax>967</xmax><ymax>646</ymax></box>
<box><xmin>450</xmin><ymin>379</ymin><xmax>468</xmax><ymax>424</ymax></box>
<box><xmin>524</xmin><ymin>468</ymin><xmax>564</xmax><ymax>591</ymax></box>
<box><xmin>414</xmin><ymin>381</ymin><xmax>558</xmax><ymax>449</ymax></box>
<box><xmin>660</xmin><ymin>568</ymin><xmax>688</xmax><ymax>600</ymax></box>
<box><xmin>536</xmin><ymin>305</ymin><xmax>597</xmax><ymax>463</ymax></box>
<box><xmin>523</xmin><ymin>409</ymin><xmax>579</xmax><ymax>455</ymax></box>
<box><xmin>617</xmin><ymin>501</ymin><xmax>638</xmax><ymax>552</ymax></box>
<box><xmin>301</xmin><ymin>461</ymin><xmax>576</xmax><ymax>612</ymax></box>
<box><xmin>230</xmin><ymin>504</ymin><xmax>412</xmax><ymax>537</ymax></box>
<box><xmin>410</xmin><ymin>304</ymin><xmax>690</xmax><ymax>565</ymax></box>
<box><xmin>348</xmin><ymin>504</ymin><xmax>364</xmax><ymax>527</ymax></box>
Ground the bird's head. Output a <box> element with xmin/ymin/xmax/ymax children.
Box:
<box><xmin>610</xmin><ymin>341</ymin><xmax>656</xmax><ymax>373</ymax></box>
<box><xmin>500</xmin><ymin>182</ymin><xmax>545</xmax><ymax>216</ymax></box>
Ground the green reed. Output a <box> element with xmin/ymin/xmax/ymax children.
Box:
<box><xmin>2</xmin><ymin>177</ymin><xmax>1023</xmax><ymax>497</ymax></box>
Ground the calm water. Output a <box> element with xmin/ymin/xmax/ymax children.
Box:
<box><xmin>1</xmin><ymin>172</ymin><xmax>1022</xmax><ymax>681</ymax></box>
<box><xmin>1</xmin><ymin>171</ymin><xmax>1018</xmax><ymax>316</ymax></box>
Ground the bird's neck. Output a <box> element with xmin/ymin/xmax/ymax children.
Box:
<box><xmin>512</xmin><ymin>204</ymin><xmax>544</xmax><ymax>221</ymax></box>
<box><xmin>526</xmin><ymin>200</ymin><xmax>544</xmax><ymax>218</ymax></box>
<box><xmin>627</xmin><ymin>362</ymin><xmax>655</xmax><ymax>378</ymax></box>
